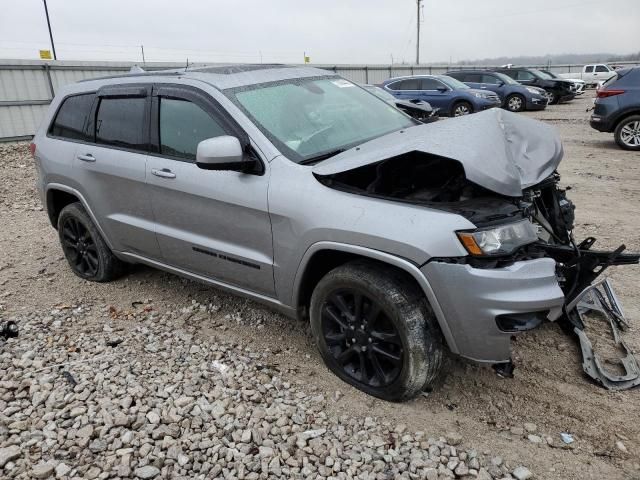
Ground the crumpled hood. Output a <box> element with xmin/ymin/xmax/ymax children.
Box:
<box><xmin>313</xmin><ymin>108</ymin><xmax>563</xmax><ymax>197</ymax></box>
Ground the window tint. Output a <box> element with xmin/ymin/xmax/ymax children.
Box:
<box><xmin>421</xmin><ymin>78</ymin><xmax>445</xmax><ymax>90</ymax></box>
<box><xmin>481</xmin><ymin>74</ymin><xmax>500</xmax><ymax>84</ymax></box>
<box><xmin>516</xmin><ymin>71</ymin><xmax>536</xmax><ymax>81</ymax></box>
<box><xmin>159</xmin><ymin>98</ymin><xmax>226</xmax><ymax>160</ymax></box>
<box><xmin>595</xmin><ymin>65</ymin><xmax>609</xmax><ymax>73</ymax></box>
<box><xmin>50</xmin><ymin>93</ymin><xmax>94</xmax><ymax>141</ymax></box>
<box><xmin>95</xmin><ymin>97</ymin><xmax>146</xmax><ymax>150</ymax></box>
<box><xmin>387</xmin><ymin>79</ymin><xmax>421</xmax><ymax>90</ymax></box>
<box><xmin>585</xmin><ymin>66</ymin><xmax>594</xmax><ymax>73</ymax></box>
<box><xmin>463</xmin><ymin>73</ymin><xmax>482</xmax><ymax>83</ymax></box>
<box><xmin>501</xmin><ymin>70</ymin><xmax>517</xmax><ymax>79</ymax></box>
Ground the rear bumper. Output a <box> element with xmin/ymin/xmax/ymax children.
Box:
<box><xmin>590</xmin><ymin>114</ymin><xmax>613</xmax><ymax>132</ymax></box>
<box><xmin>422</xmin><ymin>258</ymin><xmax>565</xmax><ymax>362</ymax></box>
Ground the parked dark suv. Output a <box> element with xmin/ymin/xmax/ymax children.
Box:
<box><xmin>494</xmin><ymin>67</ymin><xmax>576</xmax><ymax>104</ymax></box>
<box><xmin>590</xmin><ymin>67</ymin><xmax>640</xmax><ymax>150</ymax></box>
<box><xmin>446</xmin><ymin>70</ymin><xmax>547</xmax><ymax>112</ymax></box>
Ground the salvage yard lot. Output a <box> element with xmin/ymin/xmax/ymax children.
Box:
<box><xmin>0</xmin><ymin>93</ymin><xmax>638</xmax><ymax>479</ymax></box>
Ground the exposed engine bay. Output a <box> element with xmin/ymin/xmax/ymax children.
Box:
<box><xmin>316</xmin><ymin>151</ymin><xmax>640</xmax><ymax>390</ymax></box>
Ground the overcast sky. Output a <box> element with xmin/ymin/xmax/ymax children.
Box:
<box><xmin>0</xmin><ymin>0</ymin><xmax>638</xmax><ymax>64</ymax></box>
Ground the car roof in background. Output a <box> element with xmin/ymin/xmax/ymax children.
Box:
<box><xmin>76</xmin><ymin>64</ymin><xmax>335</xmax><ymax>91</ymax></box>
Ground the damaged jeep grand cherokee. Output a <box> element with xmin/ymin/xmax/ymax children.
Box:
<box><xmin>34</xmin><ymin>65</ymin><xmax>639</xmax><ymax>401</ymax></box>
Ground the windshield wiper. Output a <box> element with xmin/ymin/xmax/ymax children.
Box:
<box><xmin>299</xmin><ymin>148</ymin><xmax>346</xmax><ymax>165</ymax></box>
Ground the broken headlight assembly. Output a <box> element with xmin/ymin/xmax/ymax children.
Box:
<box><xmin>456</xmin><ymin>219</ymin><xmax>538</xmax><ymax>256</ymax></box>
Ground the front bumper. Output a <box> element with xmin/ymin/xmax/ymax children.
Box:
<box><xmin>477</xmin><ymin>98</ymin><xmax>502</xmax><ymax>111</ymax></box>
<box><xmin>422</xmin><ymin>258</ymin><xmax>565</xmax><ymax>362</ymax></box>
<box><xmin>526</xmin><ymin>96</ymin><xmax>548</xmax><ymax>110</ymax></box>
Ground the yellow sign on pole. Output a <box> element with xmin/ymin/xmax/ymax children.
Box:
<box><xmin>39</xmin><ymin>49</ymin><xmax>52</xmax><ymax>60</ymax></box>
<box><xmin>304</xmin><ymin>55</ymin><xmax>310</xmax><ymax>64</ymax></box>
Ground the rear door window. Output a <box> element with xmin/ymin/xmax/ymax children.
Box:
<box><xmin>159</xmin><ymin>98</ymin><xmax>227</xmax><ymax>161</ymax></box>
<box><xmin>516</xmin><ymin>71</ymin><xmax>536</xmax><ymax>81</ymax></box>
<box><xmin>595</xmin><ymin>65</ymin><xmax>609</xmax><ymax>73</ymax></box>
<box><xmin>95</xmin><ymin>97</ymin><xmax>147</xmax><ymax>151</ymax></box>
<box><xmin>421</xmin><ymin>78</ymin><xmax>445</xmax><ymax>90</ymax></box>
<box><xmin>481</xmin><ymin>74</ymin><xmax>500</xmax><ymax>84</ymax></box>
<box><xmin>387</xmin><ymin>79</ymin><xmax>421</xmax><ymax>91</ymax></box>
<box><xmin>49</xmin><ymin>93</ymin><xmax>95</xmax><ymax>141</ymax></box>
<box><xmin>463</xmin><ymin>73</ymin><xmax>482</xmax><ymax>83</ymax></box>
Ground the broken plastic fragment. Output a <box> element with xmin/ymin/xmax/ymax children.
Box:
<box><xmin>560</xmin><ymin>433</ymin><xmax>574</xmax><ymax>444</ymax></box>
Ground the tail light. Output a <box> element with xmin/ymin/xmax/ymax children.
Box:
<box><xmin>29</xmin><ymin>142</ymin><xmax>36</xmax><ymax>158</ymax></box>
<box><xmin>596</xmin><ymin>89</ymin><xmax>625</xmax><ymax>98</ymax></box>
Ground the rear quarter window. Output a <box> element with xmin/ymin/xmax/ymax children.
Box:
<box><xmin>49</xmin><ymin>93</ymin><xmax>95</xmax><ymax>141</ymax></box>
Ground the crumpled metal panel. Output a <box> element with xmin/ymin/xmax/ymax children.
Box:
<box><xmin>313</xmin><ymin>108</ymin><xmax>564</xmax><ymax>197</ymax></box>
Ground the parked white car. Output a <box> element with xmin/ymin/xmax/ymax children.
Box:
<box><xmin>558</xmin><ymin>64</ymin><xmax>616</xmax><ymax>87</ymax></box>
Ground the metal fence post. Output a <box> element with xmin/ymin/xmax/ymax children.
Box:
<box><xmin>365</xmin><ymin>66</ymin><xmax>369</xmax><ymax>84</ymax></box>
<box><xmin>43</xmin><ymin>64</ymin><xmax>55</xmax><ymax>100</ymax></box>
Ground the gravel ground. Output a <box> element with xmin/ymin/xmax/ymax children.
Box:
<box><xmin>1</xmin><ymin>93</ymin><xmax>639</xmax><ymax>480</ymax></box>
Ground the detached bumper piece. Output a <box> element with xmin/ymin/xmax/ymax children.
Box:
<box><xmin>569</xmin><ymin>279</ymin><xmax>640</xmax><ymax>390</ymax></box>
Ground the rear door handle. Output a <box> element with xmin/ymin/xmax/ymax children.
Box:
<box><xmin>151</xmin><ymin>168</ymin><xmax>176</xmax><ymax>179</ymax></box>
<box><xmin>77</xmin><ymin>154</ymin><xmax>95</xmax><ymax>162</ymax></box>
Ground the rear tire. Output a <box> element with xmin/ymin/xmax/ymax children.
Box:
<box><xmin>614</xmin><ymin>115</ymin><xmax>640</xmax><ymax>150</ymax></box>
<box><xmin>57</xmin><ymin>202</ymin><xmax>124</xmax><ymax>282</ymax></box>
<box><xmin>451</xmin><ymin>101</ymin><xmax>473</xmax><ymax>117</ymax></box>
<box><xmin>310</xmin><ymin>261</ymin><xmax>444</xmax><ymax>401</ymax></box>
<box><xmin>505</xmin><ymin>94</ymin><xmax>525</xmax><ymax>112</ymax></box>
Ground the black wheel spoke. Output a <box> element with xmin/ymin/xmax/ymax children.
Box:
<box><xmin>325</xmin><ymin>331</ymin><xmax>346</xmax><ymax>346</ymax></box>
<box><xmin>370</xmin><ymin>351</ymin><xmax>388</xmax><ymax>385</ymax></box>
<box><xmin>331</xmin><ymin>294</ymin><xmax>354</xmax><ymax>321</ymax></box>
<box><xmin>358</xmin><ymin>351</ymin><xmax>369</xmax><ymax>383</ymax></box>
<box><xmin>323</xmin><ymin>305</ymin><xmax>351</xmax><ymax>331</ymax></box>
<box><xmin>61</xmin><ymin>216</ymin><xmax>99</xmax><ymax>277</ymax></box>
<box><xmin>85</xmin><ymin>252</ymin><xmax>99</xmax><ymax>271</ymax></box>
<box><xmin>370</xmin><ymin>330</ymin><xmax>402</xmax><ymax>345</ymax></box>
<box><xmin>353</xmin><ymin>293</ymin><xmax>363</xmax><ymax>322</ymax></box>
<box><xmin>320</xmin><ymin>288</ymin><xmax>404</xmax><ymax>388</ymax></box>
<box><xmin>372</xmin><ymin>344</ymin><xmax>402</xmax><ymax>365</ymax></box>
<box><xmin>336</xmin><ymin>346</ymin><xmax>356</xmax><ymax>366</ymax></box>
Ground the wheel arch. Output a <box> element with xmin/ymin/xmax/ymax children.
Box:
<box><xmin>44</xmin><ymin>183</ymin><xmax>114</xmax><ymax>250</ymax></box>
<box><xmin>612</xmin><ymin>109</ymin><xmax>640</xmax><ymax>132</ymax></box>
<box><xmin>292</xmin><ymin>242</ymin><xmax>459</xmax><ymax>354</ymax></box>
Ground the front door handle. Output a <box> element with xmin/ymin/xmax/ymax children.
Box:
<box><xmin>77</xmin><ymin>153</ymin><xmax>95</xmax><ymax>162</ymax></box>
<box><xmin>151</xmin><ymin>168</ymin><xmax>176</xmax><ymax>179</ymax></box>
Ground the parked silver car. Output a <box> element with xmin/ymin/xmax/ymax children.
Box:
<box><xmin>32</xmin><ymin>65</ymin><xmax>639</xmax><ymax>400</ymax></box>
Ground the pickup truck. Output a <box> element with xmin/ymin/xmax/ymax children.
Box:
<box><xmin>559</xmin><ymin>64</ymin><xmax>616</xmax><ymax>87</ymax></box>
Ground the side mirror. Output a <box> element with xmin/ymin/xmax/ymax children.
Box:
<box><xmin>436</xmin><ymin>86</ymin><xmax>448</xmax><ymax>92</ymax></box>
<box><xmin>497</xmin><ymin>81</ymin><xmax>505</xmax><ymax>86</ymax></box>
<box><xmin>196</xmin><ymin>136</ymin><xmax>253</xmax><ymax>172</ymax></box>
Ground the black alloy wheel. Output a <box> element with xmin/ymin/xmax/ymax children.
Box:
<box><xmin>57</xmin><ymin>202</ymin><xmax>124</xmax><ymax>282</ymax></box>
<box><xmin>61</xmin><ymin>217</ymin><xmax>99</xmax><ymax>277</ymax></box>
<box><xmin>321</xmin><ymin>289</ymin><xmax>403</xmax><ymax>388</ymax></box>
<box><xmin>310</xmin><ymin>261</ymin><xmax>444</xmax><ymax>401</ymax></box>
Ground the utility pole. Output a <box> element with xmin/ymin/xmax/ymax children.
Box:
<box><xmin>415</xmin><ymin>0</ymin><xmax>423</xmax><ymax>65</ymax></box>
<box><xmin>140</xmin><ymin>45</ymin><xmax>146</xmax><ymax>64</ymax></box>
<box><xmin>42</xmin><ymin>0</ymin><xmax>57</xmax><ymax>60</ymax></box>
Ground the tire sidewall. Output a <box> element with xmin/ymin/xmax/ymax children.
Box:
<box><xmin>451</xmin><ymin>101</ymin><xmax>472</xmax><ymax>117</ymax></box>
<box><xmin>506</xmin><ymin>94</ymin><xmax>525</xmax><ymax>112</ymax></box>
<box><xmin>614</xmin><ymin>115</ymin><xmax>640</xmax><ymax>151</ymax></box>
<box><xmin>310</xmin><ymin>265</ymin><xmax>433</xmax><ymax>401</ymax></box>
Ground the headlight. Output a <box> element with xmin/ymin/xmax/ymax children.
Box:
<box><xmin>473</xmin><ymin>92</ymin><xmax>490</xmax><ymax>99</ymax></box>
<box><xmin>525</xmin><ymin>87</ymin><xmax>541</xmax><ymax>95</ymax></box>
<box><xmin>457</xmin><ymin>220</ymin><xmax>538</xmax><ymax>256</ymax></box>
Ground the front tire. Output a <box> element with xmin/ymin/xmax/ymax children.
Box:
<box><xmin>505</xmin><ymin>94</ymin><xmax>525</xmax><ymax>112</ymax></box>
<box><xmin>614</xmin><ymin>115</ymin><xmax>640</xmax><ymax>150</ymax></box>
<box><xmin>451</xmin><ymin>101</ymin><xmax>473</xmax><ymax>117</ymax></box>
<box><xmin>310</xmin><ymin>261</ymin><xmax>444</xmax><ymax>401</ymax></box>
<box><xmin>544</xmin><ymin>90</ymin><xmax>558</xmax><ymax>105</ymax></box>
<box><xmin>57</xmin><ymin>202</ymin><xmax>124</xmax><ymax>282</ymax></box>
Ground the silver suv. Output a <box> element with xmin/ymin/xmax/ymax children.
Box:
<box><xmin>33</xmin><ymin>65</ymin><xmax>639</xmax><ymax>400</ymax></box>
